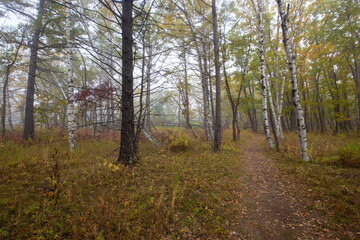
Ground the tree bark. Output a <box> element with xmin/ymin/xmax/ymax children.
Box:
<box><xmin>92</xmin><ymin>103</ymin><xmax>96</xmax><ymax>138</ymax></box>
<box><xmin>277</xmin><ymin>0</ymin><xmax>309</xmax><ymax>161</ymax></box>
<box><xmin>256</xmin><ymin>0</ymin><xmax>275</xmax><ymax>149</ymax></box>
<box><xmin>350</xmin><ymin>49</ymin><xmax>360</xmax><ymax>133</ymax></box>
<box><xmin>183</xmin><ymin>51</ymin><xmax>191</xmax><ymax>129</ymax></box>
<box><xmin>6</xmin><ymin>87</ymin><xmax>13</xmax><ymax>132</ymax></box>
<box><xmin>212</xmin><ymin>0</ymin><xmax>222</xmax><ymax>151</ymax></box>
<box><xmin>2</xmin><ymin>68</ymin><xmax>11</xmax><ymax>140</ymax></box>
<box><xmin>23</xmin><ymin>0</ymin><xmax>45</xmax><ymax>140</ymax></box>
<box><xmin>197</xmin><ymin>42</ymin><xmax>212</xmax><ymax>141</ymax></box>
<box><xmin>66</xmin><ymin>2</ymin><xmax>76</xmax><ymax>151</ymax></box>
<box><xmin>118</xmin><ymin>0</ymin><xmax>135</xmax><ymax>165</ymax></box>
<box><xmin>202</xmin><ymin>40</ymin><xmax>214</xmax><ymax>139</ymax></box>
<box><xmin>145</xmin><ymin>44</ymin><xmax>152</xmax><ymax>131</ymax></box>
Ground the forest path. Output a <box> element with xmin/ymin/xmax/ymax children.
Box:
<box><xmin>237</xmin><ymin>134</ymin><xmax>336</xmax><ymax>240</ymax></box>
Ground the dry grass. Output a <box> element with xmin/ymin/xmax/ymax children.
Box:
<box><xmin>0</xmin><ymin>128</ymin><xmax>248</xmax><ymax>239</ymax></box>
<box><xmin>268</xmin><ymin>132</ymin><xmax>360</xmax><ymax>237</ymax></box>
<box><xmin>2</xmin><ymin>128</ymin><xmax>359</xmax><ymax>239</ymax></box>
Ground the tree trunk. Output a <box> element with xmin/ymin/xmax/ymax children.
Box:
<box><xmin>197</xmin><ymin>42</ymin><xmax>212</xmax><ymax>141</ymax></box>
<box><xmin>277</xmin><ymin>0</ymin><xmax>309</xmax><ymax>161</ymax></box>
<box><xmin>351</xmin><ymin>50</ymin><xmax>360</xmax><ymax>133</ymax></box>
<box><xmin>66</xmin><ymin>3</ymin><xmax>76</xmax><ymax>151</ymax></box>
<box><xmin>178</xmin><ymin>92</ymin><xmax>181</xmax><ymax>127</ymax></box>
<box><xmin>2</xmin><ymin>68</ymin><xmax>10</xmax><ymax>140</ymax></box>
<box><xmin>6</xmin><ymin>87</ymin><xmax>13</xmax><ymax>131</ymax></box>
<box><xmin>23</xmin><ymin>0</ymin><xmax>45</xmax><ymax>140</ymax></box>
<box><xmin>257</xmin><ymin>0</ymin><xmax>275</xmax><ymax>149</ymax></box>
<box><xmin>183</xmin><ymin>52</ymin><xmax>191</xmax><ymax>129</ymax></box>
<box><xmin>145</xmin><ymin>45</ymin><xmax>152</xmax><ymax>131</ymax></box>
<box><xmin>202</xmin><ymin>40</ymin><xmax>214</xmax><ymax>139</ymax></box>
<box><xmin>212</xmin><ymin>0</ymin><xmax>221</xmax><ymax>151</ymax></box>
<box><xmin>118</xmin><ymin>0</ymin><xmax>135</xmax><ymax>165</ymax></box>
<box><xmin>314</xmin><ymin>73</ymin><xmax>326</xmax><ymax>133</ymax></box>
<box><xmin>222</xmin><ymin>47</ymin><xmax>237</xmax><ymax>142</ymax></box>
<box><xmin>277</xmin><ymin>66</ymin><xmax>287</xmax><ymax>140</ymax></box>
<box><xmin>92</xmin><ymin>103</ymin><xmax>96</xmax><ymax>138</ymax></box>
<box><xmin>266</xmin><ymin>76</ymin><xmax>280</xmax><ymax>151</ymax></box>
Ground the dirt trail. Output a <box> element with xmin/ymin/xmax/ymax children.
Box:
<box><xmin>238</xmin><ymin>134</ymin><xmax>337</xmax><ymax>240</ymax></box>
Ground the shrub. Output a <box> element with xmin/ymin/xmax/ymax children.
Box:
<box><xmin>168</xmin><ymin>134</ymin><xmax>190</xmax><ymax>153</ymax></box>
<box><xmin>338</xmin><ymin>144</ymin><xmax>360</xmax><ymax>168</ymax></box>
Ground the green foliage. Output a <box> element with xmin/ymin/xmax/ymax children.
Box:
<box><xmin>338</xmin><ymin>144</ymin><xmax>360</xmax><ymax>168</ymax></box>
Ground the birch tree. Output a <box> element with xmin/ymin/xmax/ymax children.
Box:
<box><xmin>276</xmin><ymin>0</ymin><xmax>310</xmax><ymax>161</ymax></box>
<box><xmin>66</xmin><ymin>1</ymin><xmax>76</xmax><ymax>151</ymax></box>
<box><xmin>253</xmin><ymin>0</ymin><xmax>275</xmax><ymax>149</ymax></box>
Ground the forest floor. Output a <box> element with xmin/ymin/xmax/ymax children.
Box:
<box><xmin>0</xmin><ymin>129</ymin><xmax>359</xmax><ymax>239</ymax></box>
<box><xmin>237</xmin><ymin>134</ymin><xmax>337</xmax><ymax>239</ymax></box>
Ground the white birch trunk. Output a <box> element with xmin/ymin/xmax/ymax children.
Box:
<box><xmin>276</xmin><ymin>0</ymin><xmax>309</xmax><ymax>161</ymax></box>
<box><xmin>142</xmin><ymin>128</ymin><xmax>160</xmax><ymax>147</ymax></box>
<box><xmin>202</xmin><ymin>40</ymin><xmax>214</xmax><ymax>139</ymax></box>
<box><xmin>66</xmin><ymin>3</ymin><xmax>76</xmax><ymax>151</ymax></box>
<box><xmin>257</xmin><ymin>0</ymin><xmax>275</xmax><ymax>149</ymax></box>
<box><xmin>277</xmin><ymin>66</ymin><xmax>287</xmax><ymax>140</ymax></box>
<box><xmin>265</xmin><ymin>75</ymin><xmax>279</xmax><ymax>137</ymax></box>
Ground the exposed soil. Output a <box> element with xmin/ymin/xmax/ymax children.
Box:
<box><xmin>236</xmin><ymin>134</ymin><xmax>338</xmax><ymax>240</ymax></box>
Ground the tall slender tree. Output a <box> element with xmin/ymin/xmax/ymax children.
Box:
<box><xmin>66</xmin><ymin>1</ymin><xmax>76</xmax><ymax>151</ymax></box>
<box><xmin>212</xmin><ymin>0</ymin><xmax>221</xmax><ymax>151</ymax></box>
<box><xmin>23</xmin><ymin>0</ymin><xmax>46</xmax><ymax>140</ymax></box>
<box><xmin>276</xmin><ymin>0</ymin><xmax>309</xmax><ymax>161</ymax></box>
<box><xmin>253</xmin><ymin>0</ymin><xmax>275</xmax><ymax>149</ymax></box>
<box><xmin>2</xmin><ymin>31</ymin><xmax>24</xmax><ymax>140</ymax></box>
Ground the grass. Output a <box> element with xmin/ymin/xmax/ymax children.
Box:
<box><xmin>0</xmin><ymin>128</ymin><xmax>248</xmax><ymax>239</ymax></box>
<box><xmin>268</xmin><ymin>131</ymin><xmax>360</xmax><ymax>239</ymax></box>
<box><xmin>2</xmin><ymin>128</ymin><xmax>359</xmax><ymax>239</ymax></box>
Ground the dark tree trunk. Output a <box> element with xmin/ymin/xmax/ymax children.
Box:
<box><xmin>23</xmin><ymin>0</ymin><xmax>45</xmax><ymax>140</ymax></box>
<box><xmin>183</xmin><ymin>52</ymin><xmax>191</xmax><ymax>129</ymax></box>
<box><xmin>328</xmin><ymin>70</ymin><xmax>340</xmax><ymax>135</ymax></box>
<box><xmin>6</xmin><ymin>86</ymin><xmax>13</xmax><ymax>131</ymax></box>
<box><xmin>2</xmin><ymin>67</ymin><xmax>10</xmax><ymax>140</ymax></box>
<box><xmin>207</xmin><ymin>59</ymin><xmax>215</xmax><ymax>128</ymax></box>
<box><xmin>212</xmin><ymin>0</ymin><xmax>221</xmax><ymax>151</ymax></box>
<box><xmin>223</xmin><ymin>50</ymin><xmax>236</xmax><ymax>142</ymax></box>
<box><xmin>118</xmin><ymin>0</ymin><xmax>135</xmax><ymax>165</ymax></box>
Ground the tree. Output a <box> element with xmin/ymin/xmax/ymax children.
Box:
<box><xmin>23</xmin><ymin>0</ymin><xmax>46</xmax><ymax>140</ymax></box>
<box><xmin>252</xmin><ymin>0</ymin><xmax>275</xmax><ymax>149</ymax></box>
<box><xmin>276</xmin><ymin>0</ymin><xmax>309</xmax><ymax>161</ymax></box>
<box><xmin>66</xmin><ymin>1</ymin><xmax>76</xmax><ymax>151</ymax></box>
<box><xmin>1</xmin><ymin>29</ymin><xmax>24</xmax><ymax>140</ymax></box>
<box><xmin>212</xmin><ymin>0</ymin><xmax>221</xmax><ymax>152</ymax></box>
<box><xmin>118</xmin><ymin>0</ymin><xmax>135</xmax><ymax>165</ymax></box>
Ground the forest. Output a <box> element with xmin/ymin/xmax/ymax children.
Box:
<box><xmin>0</xmin><ymin>0</ymin><xmax>359</xmax><ymax>239</ymax></box>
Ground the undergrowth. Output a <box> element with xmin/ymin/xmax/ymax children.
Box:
<box><xmin>269</xmin><ymin>132</ymin><xmax>360</xmax><ymax>239</ymax></box>
<box><xmin>0</xmin><ymin>128</ymin><xmax>246</xmax><ymax>239</ymax></box>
